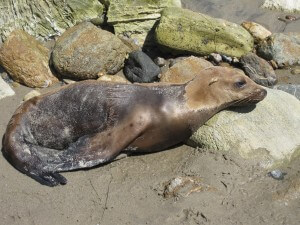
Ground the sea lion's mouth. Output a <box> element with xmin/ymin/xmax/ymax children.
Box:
<box><xmin>233</xmin><ymin>88</ymin><xmax>267</xmax><ymax>106</ymax></box>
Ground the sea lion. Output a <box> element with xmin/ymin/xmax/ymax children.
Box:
<box><xmin>2</xmin><ymin>66</ymin><xmax>266</xmax><ymax>186</ymax></box>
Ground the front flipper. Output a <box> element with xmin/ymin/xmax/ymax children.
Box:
<box><xmin>48</xmin><ymin>110</ymin><xmax>152</xmax><ymax>172</ymax></box>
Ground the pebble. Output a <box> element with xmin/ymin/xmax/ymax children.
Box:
<box><xmin>268</xmin><ymin>169</ymin><xmax>286</xmax><ymax>180</ymax></box>
<box><xmin>221</xmin><ymin>55</ymin><xmax>232</xmax><ymax>63</ymax></box>
<box><xmin>269</xmin><ymin>60</ymin><xmax>278</xmax><ymax>69</ymax></box>
<box><xmin>209</xmin><ymin>53</ymin><xmax>222</xmax><ymax>64</ymax></box>
<box><xmin>154</xmin><ymin>57</ymin><xmax>166</xmax><ymax>67</ymax></box>
<box><xmin>285</xmin><ymin>15</ymin><xmax>297</xmax><ymax>21</ymax></box>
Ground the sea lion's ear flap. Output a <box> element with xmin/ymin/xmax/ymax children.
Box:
<box><xmin>209</xmin><ymin>77</ymin><xmax>218</xmax><ymax>86</ymax></box>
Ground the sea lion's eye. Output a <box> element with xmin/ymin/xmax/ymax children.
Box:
<box><xmin>235</xmin><ymin>80</ymin><xmax>246</xmax><ymax>88</ymax></box>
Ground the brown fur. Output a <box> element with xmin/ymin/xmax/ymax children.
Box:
<box><xmin>2</xmin><ymin>66</ymin><xmax>266</xmax><ymax>186</ymax></box>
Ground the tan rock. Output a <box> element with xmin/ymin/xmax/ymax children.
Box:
<box><xmin>160</xmin><ymin>56</ymin><xmax>213</xmax><ymax>84</ymax></box>
<box><xmin>241</xmin><ymin>21</ymin><xmax>272</xmax><ymax>42</ymax></box>
<box><xmin>0</xmin><ymin>30</ymin><xmax>58</xmax><ymax>88</ymax></box>
<box><xmin>51</xmin><ymin>22</ymin><xmax>130</xmax><ymax>80</ymax></box>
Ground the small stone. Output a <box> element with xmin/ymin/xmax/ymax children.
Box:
<box><xmin>221</xmin><ymin>55</ymin><xmax>232</xmax><ymax>63</ymax></box>
<box><xmin>154</xmin><ymin>57</ymin><xmax>166</xmax><ymax>67</ymax></box>
<box><xmin>241</xmin><ymin>21</ymin><xmax>272</xmax><ymax>42</ymax></box>
<box><xmin>23</xmin><ymin>90</ymin><xmax>41</xmax><ymax>101</ymax></box>
<box><xmin>209</xmin><ymin>53</ymin><xmax>222</xmax><ymax>64</ymax></box>
<box><xmin>232</xmin><ymin>57</ymin><xmax>240</xmax><ymax>64</ymax></box>
<box><xmin>285</xmin><ymin>15</ymin><xmax>297</xmax><ymax>21</ymax></box>
<box><xmin>240</xmin><ymin>53</ymin><xmax>277</xmax><ymax>86</ymax></box>
<box><xmin>123</xmin><ymin>50</ymin><xmax>160</xmax><ymax>83</ymax></box>
<box><xmin>268</xmin><ymin>169</ymin><xmax>286</xmax><ymax>180</ymax></box>
<box><xmin>269</xmin><ymin>60</ymin><xmax>278</xmax><ymax>69</ymax></box>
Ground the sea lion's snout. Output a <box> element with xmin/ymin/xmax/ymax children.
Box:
<box><xmin>257</xmin><ymin>88</ymin><xmax>267</xmax><ymax>100</ymax></box>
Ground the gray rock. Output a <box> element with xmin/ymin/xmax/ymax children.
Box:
<box><xmin>107</xmin><ymin>0</ymin><xmax>181</xmax><ymax>46</ymax></box>
<box><xmin>51</xmin><ymin>22</ymin><xmax>129</xmax><ymax>80</ymax></box>
<box><xmin>0</xmin><ymin>0</ymin><xmax>104</xmax><ymax>41</ymax></box>
<box><xmin>0</xmin><ymin>77</ymin><xmax>15</xmax><ymax>100</ymax></box>
<box><xmin>188</xmin><ymin>88</ymin><xmax>300</xmax><ymax>168</ymax></box>
<box><xmin>273</xmin><ymin>84</ymin><xmax>300</xmax><ymax>100</ymax></box>
<box><xmin>257</xmin><ymin>33</ymin><xmax>300</xmax><ymax>67</ymax></box>
<box><xmin>209</xmin><ymin>53</ymin><xmax>222</xmax><ymax>64</ymax></box>
<box><xmin>240</xmin><ymin>53</ymin><xmax>277</xmax><ymax>86</ymax></box>
<box><xmin>268</xmin><ymin>169</ymin><xmax>286</xmax><ymax>180</ymax></box>
<box><xmin>154</xmin><ymin>57</ymin><xmax>166</xmax><ymax>67</ymax></box>
<box><xmin>124</xmin><ymin>51</ymin><xmax>160</xmax><ymax>83</ymax></box>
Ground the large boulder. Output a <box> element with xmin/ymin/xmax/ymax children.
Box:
<box><xmin>0</xmin><ymin>30</ymin><xmax>58</xmax><ymax>88</ymax></box>
<box><xmin>273</xmin><ymin>84</ymin><xmax>300</xmax><ymax>100</ymax></box>
<box><xmin>155</xmin><ymin>7</ymin><xmax>254</xmax><ymax>57</ymax></box>
<box><xmin>188</xmin><ymin>88</ymin><xmax>300</xmax><ymax>168</ymax></box>
<box><xmin>257</xmin><ymin>33</ymin><xmax>300</xmax><ymax>67</ymax></box>
<box><xmin>160</xmin><ymin>56</ymin><xmax>213</xmax><ymax>83</ymax></box>
<box><xmin>106</xmin><ymin>0</ymin><xmax>181</xmax><ymax>46</ymax></box>
<box><xmin>0</xmin><ymin>0</ymin><xmax>104</xmax><ymax>41</ymax></box>
<box><xmin>51</xmin><ymin>22</ymin><xmax>129</xmax><ymax>80</ymax></box>
<box><xmin>262</xmin><ymin>0</ymin><xmax>300</xmax><ymax>13</ymax></box>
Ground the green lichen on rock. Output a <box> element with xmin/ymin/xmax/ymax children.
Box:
<box><xmin>107</xmin><ymin>0</ymin><xmax>181</xmax><ymax>46</ymax></box>
<box><xmin>155</xmin><ymin>7</ymin><xmax>254</xmax><ymax>57</ymax></box>
<box><xmin>0</xmin><ymin>0</ymin><xmax>104</xmax><ymax>41</ymax></box>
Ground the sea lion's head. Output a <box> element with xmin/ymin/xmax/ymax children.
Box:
<box><xmin>184</xmin><ymin>66</ymin><xmax>267</xmax><ymax>111</ymax></box>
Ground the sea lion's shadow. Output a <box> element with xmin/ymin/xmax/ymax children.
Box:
<box><xmin>228</xmin><ymin>105</ymin><xmax>256</xmax><ymax>113</ymax></box>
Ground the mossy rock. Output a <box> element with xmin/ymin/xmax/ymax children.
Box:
<box><xmin>155</xmin><ymin>7</ymin><xmax>254</xmax><ymax>57</ymax></box>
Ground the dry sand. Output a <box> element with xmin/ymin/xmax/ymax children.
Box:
<box><xmin>1</xmin><ymin>1</ymin><xmax>300</xmax><ymax>225</ymax></box>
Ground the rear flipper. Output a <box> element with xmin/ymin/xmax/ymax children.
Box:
<box><xmin>27</xmin><ymin>110</ymin><xmax>152</xmax><ymax>186</ymax></box>
<box><xmin>28</xmin><ymin>171</ymin><xmax>67</xmax><ymax>187</ymax></box>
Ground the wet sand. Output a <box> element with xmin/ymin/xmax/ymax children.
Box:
<box><xmin>1</xmin><ymin>1</ymin><xmax>300</xmax><ymax>225</ymax></box>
